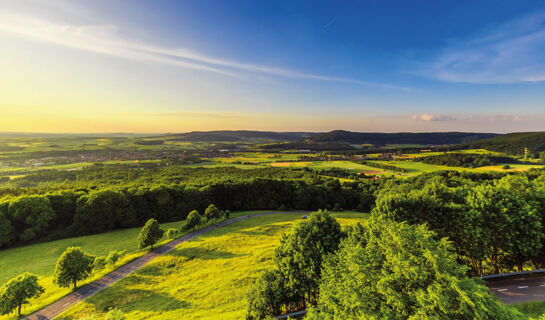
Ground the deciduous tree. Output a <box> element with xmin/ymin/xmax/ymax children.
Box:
<box><xmin>0</xmin><ymin>273</ymin><xmax>44</xmax><ymax>317</ymax></box>
<box><xmin>53</xmin><ymin>247</ymin><xmax>95</xmax><ymax>289</ymax></box>
<box><xmin>137</xmin><ymin>218</ymin><xmax>164</xmax><ymax>249</ymax></box>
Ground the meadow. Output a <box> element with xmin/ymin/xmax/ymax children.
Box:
<box><xmin>0</xmin><ymin>211</ymin><xmax>260</xmax><ymax>319</ymax></box>
<box><xmin>56</xmin><ymin>212</ymin><xmax>366</xmax><ymax>320</ymax></box>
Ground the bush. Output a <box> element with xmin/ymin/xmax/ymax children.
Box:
<box><xmin>166</xmin><ymin>228</ymin><xmax>178</xmax><ymax>239</ymax></box>
<box><xmin>106</xmin><ymin>250</ymin><xmax>126</xmax><ymax>266</ymax></box>
<box><xmin>93</xmin><ymin>256</ymin><xmax>107</xmax><ymax>271</ymax></box>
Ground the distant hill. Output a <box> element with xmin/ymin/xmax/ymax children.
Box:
<box><xmin>465</xmin><ymin>132</ymin><xmax>545</xmax><ymax>156</ymax></box>
<box><xmin>260</xmin><ymin>130</ymin><xmax>500</xmax><ymax>151</ymax></box>
<box><xmin>159</xmin><ymin>130</ymin><xmax>317</xmax><ymax>142</ymax></box>
<box><xmin>308</xmin><ymin>130</ymin><xmax>499</xmax><ymax>146</ymax></box>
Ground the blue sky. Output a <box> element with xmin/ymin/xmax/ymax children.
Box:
<box><xmin>1</xmin><ymin>0</ymin><xmax>545</xmax><ymax>132</ymax></box>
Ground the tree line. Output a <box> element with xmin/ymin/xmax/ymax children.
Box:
<box><xmin>0</xmin><ymin>178</ymin><xmax>376</xmax><ymax>248</ymax></box>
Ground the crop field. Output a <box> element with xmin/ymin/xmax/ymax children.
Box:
<box><xmin>56</xmin><ymin>212</ymin><xmax>367</xmax><ymax>320</ymax></box>
<box><xmin>0</xmin><ymin>212</ymin><xmax>257</xmax><ymax>319</ymax></box>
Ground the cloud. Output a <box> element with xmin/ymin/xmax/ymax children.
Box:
<box><xmin>423</xmin><ymin>11</ymin><xmax>545</xmax><ymax>84</ymax></box>
<box><xmin>410</xmin><ymin>114</ymin><xmax>458</xmax><ymax>121</ymax></box>
<box><xmin>0</xmin><ymin>9</ymin><xmax>410</xmax><ymax>90</ymax></box>
<box><xmin>489</xmin><ymin>115</ymin><xmax>523</xmax><ymax>121</ymax></box>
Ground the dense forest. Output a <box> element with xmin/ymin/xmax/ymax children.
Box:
<box><xmin>466</xmin><ymin>132</ymin><xmax>545</xmax><ymax>155</ymax></box>
<box><xmin>421</xmin><ymin>153</ymin><xmax>520</xmax><ymax>168</ymax></box>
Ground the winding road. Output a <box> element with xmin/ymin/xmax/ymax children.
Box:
<box><xmin>23</xmin><ymin>211</ymin><xmax>307</xmax><ymax>320</ymax></box>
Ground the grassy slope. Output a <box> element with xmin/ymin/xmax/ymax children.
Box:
<box><xmin>0</xmin><ymin>211</ymin><xmax>259</xmax><ymax>320</ymax></box>
<box><xmin>57</xmin><ymin>212</ymin><xmax>367</xmax><ymax>320</ymax></box>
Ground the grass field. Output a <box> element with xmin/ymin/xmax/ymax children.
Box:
<box><xmin>0</xmin><ymin>211</ymin><xmax>261</xmax><ymax>319</ymax></box>
<box><xmin>56</xmin><ymin>212</ymin><xmax>367</xmax><ymax>320</ymax></box>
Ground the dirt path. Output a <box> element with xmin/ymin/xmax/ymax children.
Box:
<box><xmin>23</xmin><ymin>211</ymin><xmax>307</xmax><ymax>320</ymax></box>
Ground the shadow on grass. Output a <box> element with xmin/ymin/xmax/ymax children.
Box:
<box><xmin>88</xmin><ymin>288</ymin><xmax>189</xmax><ymax>313</ymax></box>
<box><xmin>236</xmin><ymin>224</ymin><xmax>289</xmax><ymax>237</ymax></box>
<box><xmin>170</xmin><ymin>246</ymin><xmax>247</xmax><ymax>260</ymax></box>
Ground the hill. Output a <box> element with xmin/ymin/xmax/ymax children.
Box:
<box><xmin>465</xmin><ymin>132</ymin><xmax>545</xmax><ymax>156</ymax></box>
<box><xmin>308</xmin><ymin>130</ymin><xmax>499</xmax><ymax>146</ymax></box>
<box><xmin>261</xmin><ymin>130</ymin><xmax>499</xmax><ymax>151</ymax></box>
<box><xmin>159</xmin><ymin>130</ymin><xmax>316</xmax><ymax>142</ymax></box>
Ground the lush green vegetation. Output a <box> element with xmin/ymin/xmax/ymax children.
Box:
<box><xmin>56</xmin><ymin>212</ymin><xmax>366</xmax><ymax>320</ymax></box>
<box><xmin>466</xmin><ymin>132</ymin><xmax>545</xmax><ymax>156</ymax></box>
<box><xmin>421</xmin><ymin>152</ymin><xmax>520</xmax><ymax>168</ymax></box>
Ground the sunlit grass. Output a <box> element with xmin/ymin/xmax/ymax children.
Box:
<box><xmin>57</xmin><ymin>212</ymin><xmax>367</xmax><ymax>320</ymax></box>
<box><xmin>0</xmin><ymin>211</ymin><xmax>264</xmax><ymax>319</ymax></box>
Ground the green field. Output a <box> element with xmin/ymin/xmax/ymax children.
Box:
<box><xmin>0</xmin><ymin>211</ymin><xmax>260</xmax><ymax>320</ymax></box>
<box><xmin>56</xmin><ymin>212</ymin><xmax>367</xmax><ymax>320</ymax></box>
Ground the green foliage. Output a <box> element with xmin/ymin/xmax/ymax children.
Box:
<box><xmin>247</xmin><ymin>210</ymin><xmax>344</xmax><ymax>319</ymax></box>
<box><xmin>186</xmin><ymin>210</ymin><xmax>202</xmax><ymax>230</ymax></box>
<box><xmin>8</xmin><ymin>195</ymin><xmax>56</xmax><ymax>242</ymax></box>
<box><xmin>137</xmin><ymin>219</ymin><xmax>164</xmax><ymax>249</ymax></box>
<box><xmin>306</xmin><ymin>218</ymin><xmax>523</xmax><ymax>320</ymax></box>
<box><xmin>0</xmin><ymin>207</ymin><xmax>14</xmax><ymax>247</ymax></box>
<box><xmin>53</xmin><ymin>247</ymin><xmax>95</xmax><ymax>289</ymax></box>
<box><xmin>93</xmin><ymin>256</ymin><xmax>107</xmax><ymax>271</ymax></box>
<box><xmin>0</xmin><ymin>273</ymin><xmax>44</xmax><ymax>317</ymax></box>
<box><xmin>106</xmin><ymin>250</ymin><xmax>127</xmax><ymax>266</ymax></box>
<box><xmin>224</xmin><ymin>209</ymin><xmax>231</xmax><ymax>219</ymax></box>
<box><xmin>165</xmin><ymin>228</ymin><xmax>178</xmax><ymax>239</ymax></box>
<box><xmin>421</xmin><ymin>152</ymin><xmax>519</xmax><ymax>168</ymax></box>
<box><xmin>205</xmin><ymin>204</ymin><xmax>221</xmax><ymax>222</ymax></box>
<box><xmin>246</xmin><ymin>270</ymin><xmax>293</xmax><ymax>319</ymax></box>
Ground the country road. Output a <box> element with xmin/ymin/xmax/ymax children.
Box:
<box><xmin>487</xmin><ymin>276</ymin><xmax>545</xmax><ymax>304</ymax></box>
<box><xmin>23</xmin><ymin>211</ymin><xmax>308</xmax><ymax>320</ymax></box>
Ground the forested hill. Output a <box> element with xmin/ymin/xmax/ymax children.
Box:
<box><xmin>465</xmin><ymin>132</ymin><xmax>545</xmax><ymax>155</ymax></box>
<box><xmin>261</xmin><ymin>130</ymin><xmax>500</xmax><ymax>151</ymax></box>
<box><xmin>158</xmin><ymin>130</ymin><xmax>317</xmax><ymax>142</ymax></box>
<box><xmin>308</xmin><ymin>130</ymin><xmax>499</xmax><ymax>146</ymax></box>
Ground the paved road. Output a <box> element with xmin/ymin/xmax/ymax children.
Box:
<box><xmin>23</xmin><ymin>211</ymin><xmax>307</xmax><ymax>320</ymax></box>
<box><xmin>487</xmin><ymin>276</ymin><xmax>545</xmax><ymax>304</ymax></box>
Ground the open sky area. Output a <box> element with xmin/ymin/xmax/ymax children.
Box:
<box><xmin>1</xmin><ymin>0</ymin><xmax>545</xmax><ymax>133</ymax></box>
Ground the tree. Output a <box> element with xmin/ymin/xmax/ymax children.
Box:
<box><xmin>186</xmin><ymin>210</ymin><xmax>202</xmax><ymax>230</ymax></box>
<box><xmin>0</xmin><ymin>273</ymin><xmax>44</xmax><ymax>317</ymax></box>
<box><xmin>274</xmin><ymin>210</ymin><xmax>343</xmax><ymax>308</ymax></box>
<box><xmin>306</xmin><ymin>218</ymin><xmax>524</xmax><ymax>320</ymax></box>
<box><xmin>137</xmin><ymin>218</ymin><xmax>164</xmax><ymax>249</ymax></box>
<box><xmin>246</xmin><ymin>270</ymin><xmax>293</xmax><ymax>319</ymax></box>
<box><xmin>93</xmin><ymin>256</ymin><xmax>107</xmax><ymax>271</ymax></box>
<box><xmin>0</xmin><ymin>207</ymin><xmax>14</xmax><ymax>248</ymax></box>
<box><xmin>466</xmin><ymin>184</ymin><xmax>542</xmax><ymax>273</ymax></box>
<box><xmin>54</xmin><ymin>247</ymin><xmax>95</xmax><ymax>289</ymax></box>
<box><xmin>165</xmin><ymin>228</ymin><xmax>178</xmax><ymax>239</ymax></box>
<box><xmin>205</xmin><ymin>204</ymin><xmax>220</xmax><ymax>222</ymax></box>
<box><xmin>8</xmin><ymin>195</ymin><xmax>56</xmax><ymax>242</ymax></box>
<box><xmin>106</xmin><ymin>250</ymin><xmax>126</xmax><ymax>266</ymax></box>
<box><xmin>224</xmin><ymin>209</ymin><xmax>231</xmax><ymax>219</ymax></box>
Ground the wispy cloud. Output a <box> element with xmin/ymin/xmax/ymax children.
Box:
<box><xmin>423</xmin><ymin>11</ymin><xmax>545</xmax><ymax>84</ymax></box>
<box><xmin>410</xmin><ymin>114</ymin><xmax>458</xmax><ymax>121</ymax></box>
<box><xmin>0</xmin><ymin>9</ymin><xmax>410</xmax><ymax>90</ymax></box>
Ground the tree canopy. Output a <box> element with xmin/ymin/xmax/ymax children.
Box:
<box><xmin>0</xmin><ymin>273</ymin><xmax>44</xmax><ymax>317</ymax></box>
<box><xmin>306</xmin><ymin>218</ymin><xmax>523</xmax><ymax>320</ymax></box>
<box><xmin>137</xmin><ymin>218</ymin><xmax>164</xmax><ymax>249</ymax></box>
<box><xmin>53</xmin><ymin>247</ymin><xmax>95</xmax><ymax>289</ymax></box>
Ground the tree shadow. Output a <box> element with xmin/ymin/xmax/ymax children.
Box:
<box><xmin>88</xmin><ymin>288</ymin><xmax>189</xmax><ymax>313</ymax></box>
<box><xmin>237</xmin><ymin>224</ymin><xmax>288</xmax><ymax>236</ymax></box>
<box><xmin>170</xmin><ymin>246</ymin><xmax>247</xmax><ymax>260</ymax></box>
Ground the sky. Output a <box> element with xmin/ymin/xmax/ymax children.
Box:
<box><xmin>1</xmin><ymin>0</ymin><xmax>545</xmax><ymax>133</ymax></box>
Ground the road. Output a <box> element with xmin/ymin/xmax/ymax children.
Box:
<box><xmin>487</xmin><ymin>276</ymin><xmax>545</xmax><ymax>304</ymax></box>
<box><xmin>23</xmin><ymin>211</ymin><xmax>307</xmax><ymax>320</ymax></box>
